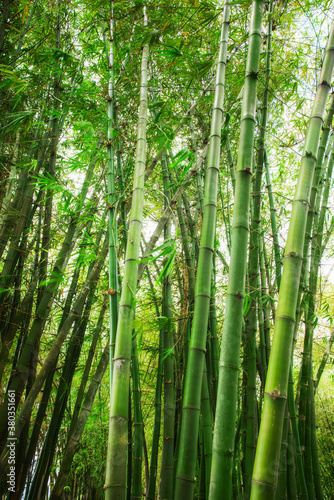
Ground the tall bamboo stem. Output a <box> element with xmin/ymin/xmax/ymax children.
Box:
<box><xmin>174</xmin><ymin>4</ymin><xmax>230</xmax><ymax>496</ymax></box>
<box><xmin>209</xmin><ymin>2</ymin><xmax>264</xmax><ymax>498</ymax></box>
<box><xmin>104</xmin><ymin>8</ymin><xmax>149</xmax><ymax>498</ymax></box>
<box><xmin>251</xmin><ymin>20</ymin><xmax>334</xmax><ymax>500</ymax></box>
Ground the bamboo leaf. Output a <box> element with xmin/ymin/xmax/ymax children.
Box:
<box><xmin>243</xmin><ymin>294</ymin><xmax>252</xmax><ymax>316</ymax></box>
<box><xmin>162</xmin><ymin>347</ymin><xmax>174</xmax><ymax>362</ymax></box>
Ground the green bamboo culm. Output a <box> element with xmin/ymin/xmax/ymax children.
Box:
<box><xmin>209</xmin><ymin>254</ymin><xmax>218</xmax><ymax>415</ymax></box>
<box><xmin>297</xmin><ymin>96</ymin><xmax>334</xmax><ymax>460</ymax></box>
<box><xmin>104</xmin><ymin>7</ymin><xmax>149</xmax><ymax>499</ymax></box>
<box><xmin>264</xmin><ymin>146</ymin><xmax>282</xmax><ymax>290</ymax></box>
<box><xmin>200</xmin><ymin>361</ymin><xmax>213</xmax><ymax>498</ymax></box>
<box><xmin>209</xmin><ymin>2</ymin><xmax>264</xmax><ymax>499</ymax></box>
<box><xmin>244</xmin><ymin>2</ymin><xmax>273</xmax><ymax>494</ymax></box>
<box><xmin>131</xmin><ymin>332</ymin><xmax>144</xmax><ymax>499</ymax></box>
<box><xmin>146</xmin><ymin>266</ymin><xmax>163</xmax><ymax>500</ymax></box>
<box><xmin>305</xmin><ymin>138</ymin><xmax>334</xmax><ymax>500</ymax></box>
<box><xmin>160</xmin><ymin>155</ymin><xmax>175</xmax><ymax>500</ymax></box>
<box><xmin>174</xmin><ymin>4</ymin><xmax>230</xmax><ymax>497</ymax></box>
<box><xmin>250</xmin><ymin>20</ymin><xmax>334</xmax><ymax>500</ymax></box>
<box><xmin>314</xmin><ymin>139</ymin><xmax>334</xmax><ymax>392</ymax></box>
<box><xmin>106</xmin><ymin>2</ymin><xmax>119</xmax><ymax>392</ymax></box>
<box><xmin>104</xmin><ymin>1</ymin><xmax>120</xmax><ymax>493</ymax></box>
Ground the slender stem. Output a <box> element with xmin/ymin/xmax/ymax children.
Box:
<box><xmin>210</xmin><ymin>2</ymin><xmax>264</xmax><ymax>498</ymax></box>
<box><xmin>251</xmin><ymin>20</ymin><xmax>334</xmax><ymax>500</ymax></box>
<box><xmin>174</xmin><ymin>4</ymin><xmax>230</xmax><ymax>496</ymax></box>
<box><xmin>104</xmin><ymin>8</ymin><xmax>149</xmax><ymax>498</ymax></box>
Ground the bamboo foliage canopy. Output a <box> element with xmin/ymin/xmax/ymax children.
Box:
<box><xmin>0</xmin><ymin>1</ymin><xmax>334</xmax><ymax>499</ymax></box>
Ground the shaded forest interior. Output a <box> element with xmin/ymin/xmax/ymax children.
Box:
<box><xmin>0</xmin><ymin>0</ymin><xmax>334</xmax><ymax>498</ymax></box>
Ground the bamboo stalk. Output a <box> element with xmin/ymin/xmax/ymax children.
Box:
<box><xmin>174</xmin><ymin>4</ymin><xmax>230</xmax><ymax>496</ymax></box>
<box><xmin>160</xmin><ymin>155</ymin><xmax>175</xmax><ymax>500</ymax></box>
<box><xmin>210</xmin><ymin>2</ymin><xmax>264</xmax><ymax>498</ymax></box>
<box><xmin>250</xmin><ymin>20</ymin><xmax>334</xmax><ymax>500</ymax></box>
<box><xmin>146</xmin><ymin>267</ymin><xmax>163</xmax><ymax>500</ymax></box>
<box><xmin>244</xmin><ymin>4</ymin><xmax>273</xmax><ymax>494</ymax></box>
<box><xmin>104</xmin><ymin>8</ymin><xmax>149</xmax><ymax>498</ymax></box>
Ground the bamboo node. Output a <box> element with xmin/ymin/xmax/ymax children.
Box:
<box><xmin>103</xmin><ymin>484</ymin><xmax>123</xmax><ymax>490</ymax></box>
<box><xmin>286</xmin><ymin>251</ymin><xmax>299</xmax><ymax>259</ymax></box>
<box><xmin>265</xmin><ymin>385</ymin><xmax>287</xmax><ymax>400</ymax></box>
<box><xmin>270</xmin><ymin>389</ymin><xmax>279</xmax><ymax>399</ymax></box>
<box><xmin>103</xmin><ymin>288</ymin><xmax>116</xmax><ymax>295</ymax></box>
<box><xmin>252</xmin><ymin>479</ymin><xmax>275</xmax><ymax>488</ymax></box>
<box><xmin>305</xmin><ymin>150</ymin><xmax>317</xmax><ymax>160</ymax></box>
<box><xmin>175</xmin><ymin>474</ymin><xmax>195</xmax><ymax>483</ymax></box>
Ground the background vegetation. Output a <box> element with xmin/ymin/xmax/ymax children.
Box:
<box><xmin>0</xmin><ymin>0</ymin><xmax>334</xmax><ymax>498</ymax></box>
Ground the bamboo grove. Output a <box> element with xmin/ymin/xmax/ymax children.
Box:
<box><xmin>0</xmin><ymin>0</ymin><xmax>334</xmax><ymax>498</ymax></box>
